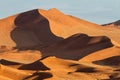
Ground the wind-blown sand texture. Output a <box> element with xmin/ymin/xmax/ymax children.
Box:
<box><xmin>0</xmin><ymin>8</ymin><xmax>120</xmax><ymax>80</ymax></box>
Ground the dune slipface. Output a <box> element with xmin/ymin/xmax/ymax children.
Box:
<box><xmin>0</xmin><ymin>8</ymin><xmax>120</xmax><ymax>80</ymax></box>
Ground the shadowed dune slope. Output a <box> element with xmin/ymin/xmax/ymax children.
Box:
<box><xmin>0</xmin><ymin>8</ymin><xmax>120</xmax><ymax>49</ymax></box>
<box><xmin>41</xmin><ymin>56</ymin><xmax>116</xmax><ymax>80</ymax></box>
<box><xmin>0</xmin><ymin>8</ymin><xmax>120</xmax><ymax>80</ymax></box>
<box><xmin>93</xmin><ymin>56</ymin><xmax>120</xmax><ymax>66</ymax></box>
<box><xmin>39</xmin><ymin>8</ymin><xmax>120</xmax><ymax>46</ymax></box>
<box><xmin>13</xmin><ymin>9</ymin><xmax>63</xmax><ymax>49</ymax></box>
<box><xmin>42</xmin><ymin>33</ymin><xmax>113</xmax><ymax>60</ymax></box>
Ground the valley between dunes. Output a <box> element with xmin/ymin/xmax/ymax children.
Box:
<box><xmin>0</xmin><ymin>8</ymin><xmax>120</xmax><ymax>80</ymax></box>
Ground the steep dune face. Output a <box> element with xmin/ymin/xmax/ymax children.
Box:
<box><xmin>0</xmin><ymin>9</ymin><xmax>63</xmax><ymax>49</ymax></box>
<box><xmin>13</xmin><ymin>9</ymin><xmax>63</xmax><ymax>49</ymax></box>
<box><xmin>0</xmin><ymin>8</ymin><xmax>120</xmax><ymax>80</ymax></box>
<box><xmin>0</xmin><ymin>8</ymin><xmax>120</xmax><ymax>49</ymax></box>
<box><xmin>42</xmin><ymin>33</ymin><xmax>113</xmax><ymax>60</ymax></box>
<box><xmin>39</xmin><ymin>8</ymin><xmax>120</xmax><ymax>47</ymax></box>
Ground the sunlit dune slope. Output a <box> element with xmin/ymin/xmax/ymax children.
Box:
<box><xmin>0</xmin><ymin>50</ymin><xmax>41</xmax><ymax>64</ymax></box>
<box><xmin>39</xmin><ymin>8</ymin><xmax>120</xmax><ymax>46</ymax></box>
<box><xmin>0</xmin><ymin>8</ymin><xmax>120</xmax><ymax>80</ymax></box>
<box><xmin>80</xmin><ymin>46</ymin><xmax>120</xmax><ymax>63</ymax></box>
<box><xmin>0</xmin><ymin>64</ymin><xmax>31</xmax><ymax>80</ymax></box>
<box><xmin>0</xmin><ymin>8</ymin><xmax>120</xmax><ymax>49</ymax></box>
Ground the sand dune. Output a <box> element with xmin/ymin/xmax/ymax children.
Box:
<box><xmin>0</xmin><ymin>8</ymin><xmax>120</xmax><ymax>49</ymax></box>
<box><xmin>39</xmin><ymin>8</ymin><xmax>120</xmax><ymax>47</ymax></box>
<box><xmin>41</xmin><ymin>56</ymin><xmax>116</xmax><ymax>80</ymax></box>
<box><xmin>80</xmin><ymin>46</ymin><xmax>120</xmax><ymax>63</ymax></box>
<box><xmin>0</xmin><ymin>8</ymin><xmax>120</xmax><ymax>80</ymax></box>
<box><xmin>102</xmin><ymin>20</ymin><xmax>120</xmax><ymax>28</ymax></box>
<box><xmin>0</xmin><ymin>64</ymin><xmax>31</xmax><ymax>80</ymax></box>
<box><xmin>42</xmin><ymin>33</ymin><xmax>113</xmax><ymax>60</ymax></box>
<box><xmin>0</xmin><ymin>50</ymin><xmax>41</xmax><ymax>64</ymax></box>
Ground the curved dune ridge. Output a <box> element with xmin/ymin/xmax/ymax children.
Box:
<box><xmin>0</xmin><ymin>8</ymin><xmax>120</xmax><ymax>80</ymax></box>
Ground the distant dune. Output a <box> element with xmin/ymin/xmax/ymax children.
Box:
<box><xmin>102</xmin><ymin>20</ymin><xmax>120</xmax><ymax>28</ymax></box>
<box><xmin>0</xmin><ymin>8</ymin><xmax>120</xmax><ymax>80</ymax></box>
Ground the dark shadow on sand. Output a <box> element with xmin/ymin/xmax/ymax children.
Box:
<box><xmin>0</xmin><ymin>59</ymin><xmax>20</xmax><ymax>65</ymax></box>
<box><xmin>93</xmin><ymin>56</ymin><xmax>120</xmax><ymax>66</ymax></box>
<box><xmin>11</xmin><ymin>9</ymin><xmax>63</xmax><ymax>50</ymax></box>
<box><xmin>10</xmin><ymin>9</ymin><xmax>113</xmax><ymax>61</ymax></box>
<box><xmin>19</xmin><ymin>60</ymin><xmax>50</xmax><ymax>70</ymax></box>
<box><xmin>23</xmin><ymin>72</ymin><xmax>53</xmax><ymax>80</ymax></box>
<box><xmin>42</xmin><ymin>34</ymin><xmax>113</xmax><ymax>60</ymax></box>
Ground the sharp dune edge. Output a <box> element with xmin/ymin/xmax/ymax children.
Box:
<box><xmin>0</xmin><ymin>8</ymin><xmax>120</xmax><ymax>80</ymax></box>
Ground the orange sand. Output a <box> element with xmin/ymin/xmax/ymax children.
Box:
<box><xmin>0</xmin><ymin>8</ymin><xmax>120</xmax><ymax>80</ymax></box>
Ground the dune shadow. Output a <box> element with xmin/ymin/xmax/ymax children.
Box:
<box><xmin>42</xmin><ymin>34</ymin><xmax>113</xmax><ymax>60</ymax></box>
<box><xmin>69</xmin><ymin>63</ymin><xmax>80</xmax><ymax>67</ymax></box>
<box><xmin>0</xmin><ymin>59</ymin><xmax>20</xmax><ymax>65</ymax></box>
<box><xmin>10</xmin><ymin>9</ymin><xmax>113</xmax><ymax>61</ymax></box>
<box><xmin>75</xmin><ymin>67</ymin><xmax>97</xmax><ymax>73</ymax></box>
<box><xmin>19</xmin><ymin>60</ymin><xmax>50</xmax><ymax>70</ymax></box>
<box><xmin>11</xmin><ymin>9</ymin><xmax>63</xmax><ymax>50</ymax></box>
<box><xmin>24</xmin><ymin>72</ymin><xmax>53</xmax><ymax>80</ymax></box>
<box><xmin>93</xmin><ymin>56</ymin><xmax>120</xmax><ymax>66</ymax></box>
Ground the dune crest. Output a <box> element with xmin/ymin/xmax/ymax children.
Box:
<box><xmin>39</xmin><ymin>9</ymin><xmax>120</xmax><ymax>47</ymax></box>
<box><xmin>0</xmin><ymin>8</ymin><xmax>120</xmax><ymax>80</ymax></box>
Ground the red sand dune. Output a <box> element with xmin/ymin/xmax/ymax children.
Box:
<box><xmin>0</xmin><ymin>8</ymin><xmax>120</xmax><ymax>80</ymax></box>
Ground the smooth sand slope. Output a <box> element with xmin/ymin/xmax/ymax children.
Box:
<box><xmin>0</xmin><ymin>8</ymin><xmax>120</xmax><ymax>80</ymax></box>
